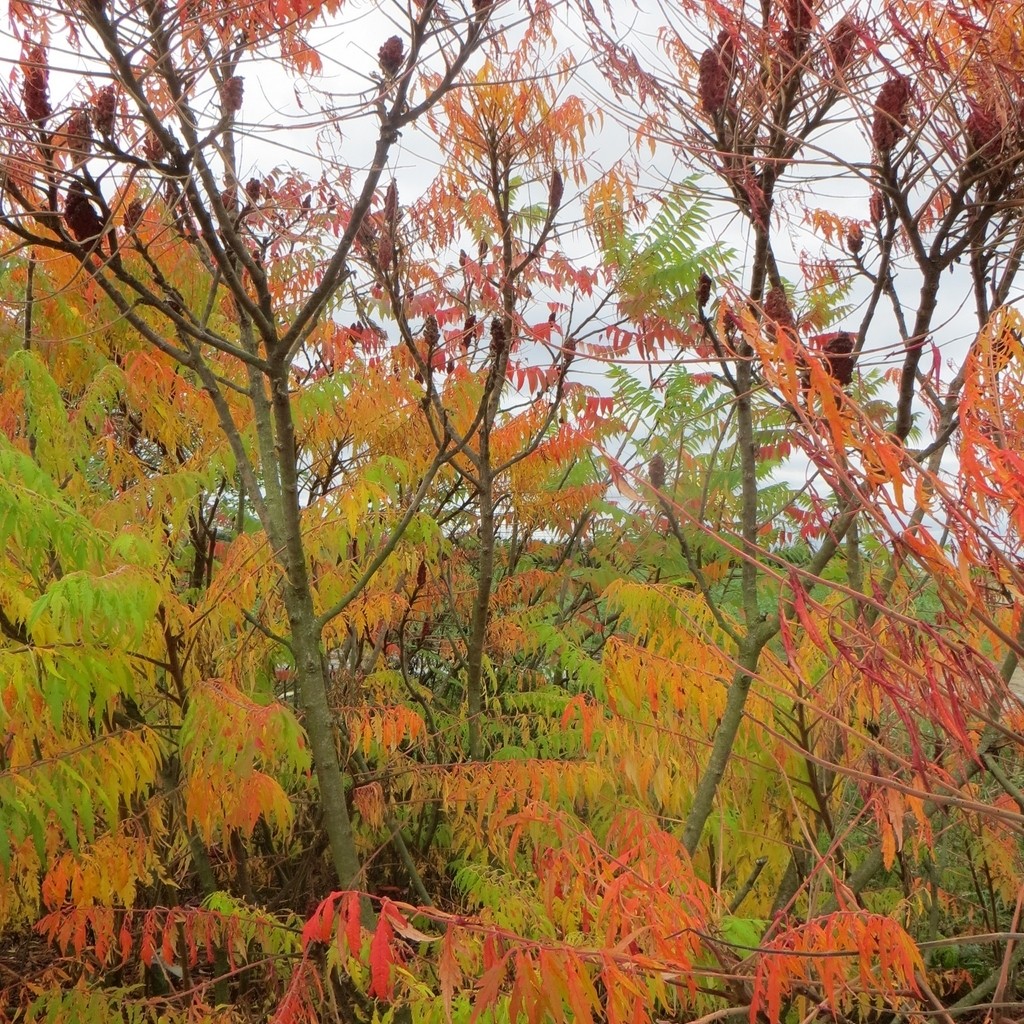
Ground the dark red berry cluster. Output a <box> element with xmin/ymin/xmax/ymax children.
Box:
<box><xmin>872</xmin><ymin>75</ymin><xmax>911</xmax><ymax>155</ymax></box>
<box><xmin>222</xmin><ymin>76</ymin><xmax>244</xmax><ymax>113</ymax></box>
<box><xmin>93</xmin><ymin>85</ymin><xmax>117</xmax><ymax>137</ymax></box>
<box><xmin>23</xmin><ymin>45</ymin><xmax>51</xmax><ymax>124</ymax></box>
<box><xmin>378</xmin><ymin>36</ymin><xmax>404</xmax><ymax>77</ymax></box>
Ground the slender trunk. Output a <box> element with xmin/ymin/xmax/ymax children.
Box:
<box><xmin>465</xmin><ymin>468</ymin><xmax>495</xmax><ymax>760</ymax></box>
<box><xmin>187</xmin><ymin>837</ymin><xmax>231</xmax><ymax>1003</ymax></box>
<box><xmin>287</xmin><ymin>597</ymin><xmax>363</xmax><ymax>889</ymax></box>
<box><xmin>682</xmin><ymin>359</ymin><xmax>766</xmax><ymax>855</ymax></box>
<box><xmin>769</xmin><ymin>852</ymin><xmax>804</xmax><ymax>919</ymax></box>
<box><xmin>846</xmin><ymin>517</ymin><xmax>862</xmax><ymax>596</ymax></box>
<box><xmin>736</xmin><ymin>363</ymin><xmax>761</xmax><ymax>631</ymax></box>
<box><xmin>269</xmin><ymin>373</ymin><xmax>364</xmax><ymax>891</ymax></box>
<box><xmin>23</xmin><ymin>254</ymin><xmax>34</xmax><ymax>352</ymax></box>
<box><xmin>682</xmin><ymin>636</ymin><xmax>767</xmax><ymax>855</ymax></box>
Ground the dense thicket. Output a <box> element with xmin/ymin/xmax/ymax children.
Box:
<box><xmin>1</xmin><ymin>1</ymin><xmax>1024</xmax><ymax>1021</ymax></box>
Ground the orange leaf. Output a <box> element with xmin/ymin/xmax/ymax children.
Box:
<box><xmin>470</xmin><ymin>951</ymin><xmax>512</xmax><ymax>1024</ymax></box>
<box><xmin>438</xmin><ymin>929</ymin><xmax>463</xmax><ymax>1023</ymax></box>
<box><xmin>564</xmin><ymin>958</ymin><xmax>596</xmax><ymax>1024</ymax></box>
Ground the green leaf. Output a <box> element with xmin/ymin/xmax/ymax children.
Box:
<box><xmin>719</xmin><ymin>915</ymin><xmax>767</xmax><ymax>951</ymax></box>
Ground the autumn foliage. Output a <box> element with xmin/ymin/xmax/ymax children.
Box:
<box><xmin>1</xmin><ymin>0</ymin><xmax>1024</xmax><ymax>1022</ymax></box>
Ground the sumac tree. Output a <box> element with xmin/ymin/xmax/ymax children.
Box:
<box><xmin>2</xmin><ymin>0</ymin><xmax>1024</xmax><ymax>1022</ymax></box>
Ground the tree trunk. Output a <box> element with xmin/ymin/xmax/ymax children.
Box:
<box><xmin>465</xmin><ymin>470</ymin><xmax>495</xmax><ymax>760</ymax></box>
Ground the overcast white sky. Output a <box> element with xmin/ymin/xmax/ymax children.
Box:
<box><xmin>0</xmin><ymin>0</ymin><xmax>1001</xmax><ymax>512</ymax></box>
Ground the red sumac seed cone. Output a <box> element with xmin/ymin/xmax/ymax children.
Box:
<box><xmin>92</xmin><ymin>85</ymin><xmax>117</xmax><ymax>137</ymax></box>
<box><xmin>378</xmin><ymin>36</ymin><xmax>405</xmax><ymax>76</ymax></box>
<box><xmin>872</xmin><ymin>75</ymin><xmax>911</xmax><ymax>154</ymax></box>
<box><xmin>221</xmin><ymin>76</ymin><xmax>244</xmax><ymax>113</ymax></box>
<box><xmin>22</xmin><ymin>45</ymin><xmax>51</xmax><ymax>124</ymax></box>
<box><xmin>649</xmin><ymin>454</ymin><xmax>666</xmax><ymax>490</ymax></box>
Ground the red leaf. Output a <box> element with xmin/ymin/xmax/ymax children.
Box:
<box><xmin>119</xmin><ymin>921</ymin><xmax>133</xmax><ymax>962</ymax></box>
<box><xmin>344</xmin><ymin>891</ymin><xmax>362</xmax><ymax>957</ymax></box>
<box><xmin>482</xmin><ymin>933</ymin><xmax>501</xmax><ymax>970</ymax></box>
<box><xmin>368</xmin><ymin>913</ymin><xmax>395</xmax><ymax>1000</ymax></box>
<box><xmin>161</xmin><ymin>909</ymin><xmax>177</xmax><ymax>964</ymax></box>
<box><xmin>301</xmin><ymin>894</ymin><xmax>336</xmax><ymax>948</ymax></box>
<box><xmin>788</xmin><ymin>570</ymin><xmax>827</xmax><ymax>650</ymax></box>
